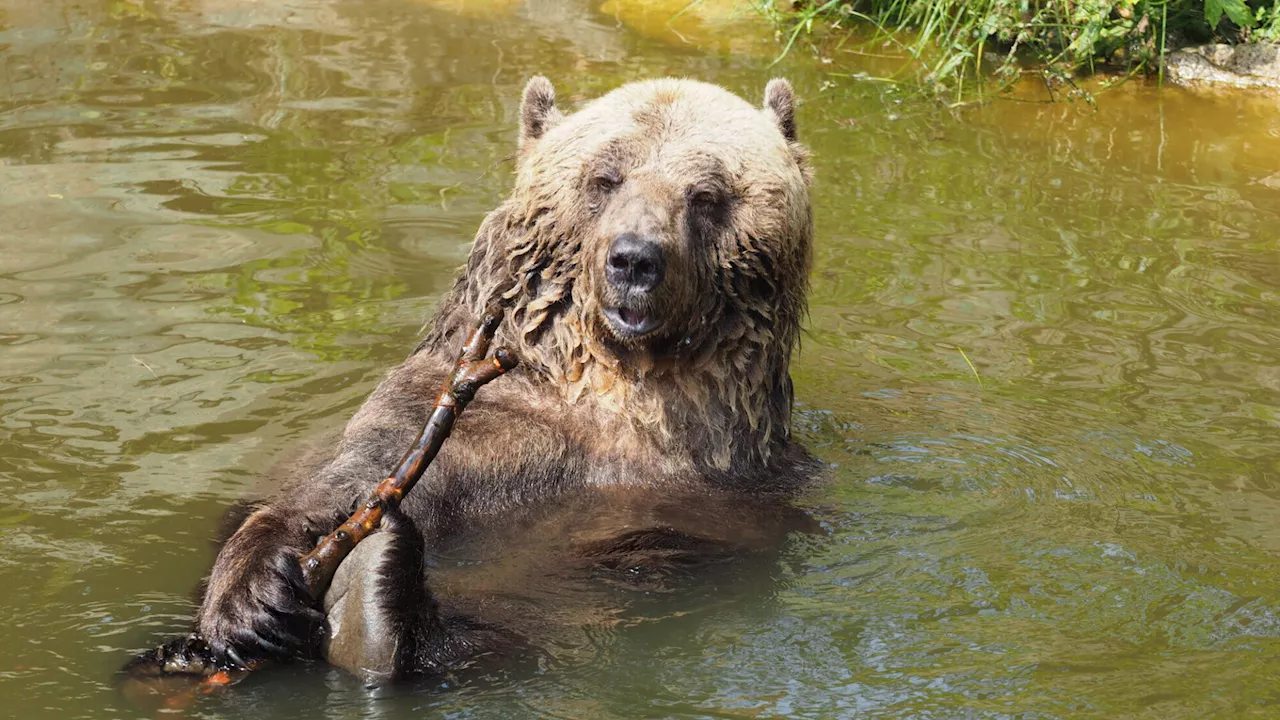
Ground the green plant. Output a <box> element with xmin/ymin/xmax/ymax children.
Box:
<box><xmin>768</xmin><ymin>1</ymin><xmax>1280</xmax><ymax>99</ymax></box>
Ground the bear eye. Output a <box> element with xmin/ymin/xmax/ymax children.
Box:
<box><xmin>589</xmin><ymin>171</ymin><xmax>623</xmax><ymax>193</ymax></box>
<box><xmin>587</xmin><ymin>171</ymin><xmax>623</xmax><ymax>214</ymax></box>
<box><xmin>687</xmin><ymin>186</ymin><xmax>726</xmax><ymax>211</ymax></box>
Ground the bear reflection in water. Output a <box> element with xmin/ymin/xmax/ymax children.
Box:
<box><xmin>126</xmin><ymin>76</ymin><xmax>821</xmax><ymax>686</ymax></box>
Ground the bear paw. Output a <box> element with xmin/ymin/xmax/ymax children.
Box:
<box><xmin>322</xmin><ymin>508</ymin><xmax>431</xmax><ymax>684</ymax></box>
<box><xmin>196</xmin><ymin>516</ymin><xmax>327</xmax><ymax>667</ymax></box>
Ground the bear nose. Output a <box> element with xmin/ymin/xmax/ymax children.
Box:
<box><xmin>606</xmin><ymin>233</ymin><xmax>665</xmax><ymax>293</ymax></box>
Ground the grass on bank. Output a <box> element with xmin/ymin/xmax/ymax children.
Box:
<box><xmin>761</xmin><ymin>0</ymin><xmax>1280</xmax><ymax>99</ymax></box>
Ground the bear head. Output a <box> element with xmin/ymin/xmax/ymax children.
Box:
<box><xmin>436</xmin><ymin>77</ymin><xmax>813</xmax><ymax>471</ymax></box>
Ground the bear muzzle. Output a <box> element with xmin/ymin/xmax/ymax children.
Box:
<box><xmin>603</xmin><ymin>232</ymin><xmax>666</xmax><ymax>339</ymax></box>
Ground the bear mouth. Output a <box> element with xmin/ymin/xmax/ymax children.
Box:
<box><xmin>603</xmin><ymin>306</ymin><xmax>660</xmax><ymax>339</ymax></box>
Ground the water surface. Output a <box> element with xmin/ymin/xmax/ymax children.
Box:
<box><xmin>3</xmin><ymin>1</ymin><xmax>1280</xmax><ymax>717</ymax></box>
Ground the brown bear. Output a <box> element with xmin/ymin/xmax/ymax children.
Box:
<box><xmin>128</xmin><ymin>75</ymin><xmax>818</xmax><ymax>685</ymax></box>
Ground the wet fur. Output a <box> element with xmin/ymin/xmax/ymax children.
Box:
<box><xmin>131</xmin><ymin>76</ymin><xmax>819</xmax><ymax>683</ymax></box>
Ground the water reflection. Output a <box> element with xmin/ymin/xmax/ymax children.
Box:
<box><xmin>3</xmin><ymin>0</ymin><xmax>1280</xmax><ymax>717</ymax></box>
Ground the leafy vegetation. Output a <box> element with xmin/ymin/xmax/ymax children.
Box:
<box><xmin>762</xmin><ymin>0</ymin><xmax>1280</xmax><ymax>97</ymax></box>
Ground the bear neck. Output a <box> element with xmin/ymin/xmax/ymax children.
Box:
<box><xmin>430</xmin><ymin>301</ymin><xmax>796</xmax><ymax>473</ymax></box>
<box><xmin>552</xmin><ymin>329</ymin><xmax>797</xmax><ymax>473</ymax></box>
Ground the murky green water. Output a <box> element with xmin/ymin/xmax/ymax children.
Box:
<box><xmin>4</xmin><ymin>1</ymin><xmax>1280</xmax><ymax>717</ymax></box>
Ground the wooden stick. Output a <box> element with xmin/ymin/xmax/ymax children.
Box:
<box><xmin>299</xmin><ymin>308</ymin><xmax>517</xmax><ymax>600</ymax></box>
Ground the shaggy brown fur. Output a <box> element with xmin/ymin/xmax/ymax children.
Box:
<box><xmin>129</xmin><ymin>76</ymin><xmax>820</xmax><ymax>684</ymax></box>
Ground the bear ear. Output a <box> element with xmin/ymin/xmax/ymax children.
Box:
<box><xmin>519</xmin><ymin>76</ymin><xmax>563</xmax><ymax>149</ymax></box>
<box><xmin>763</xmin><ymin>78</ymin><xmax>797</xmax><ymax>142</ymax></box>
